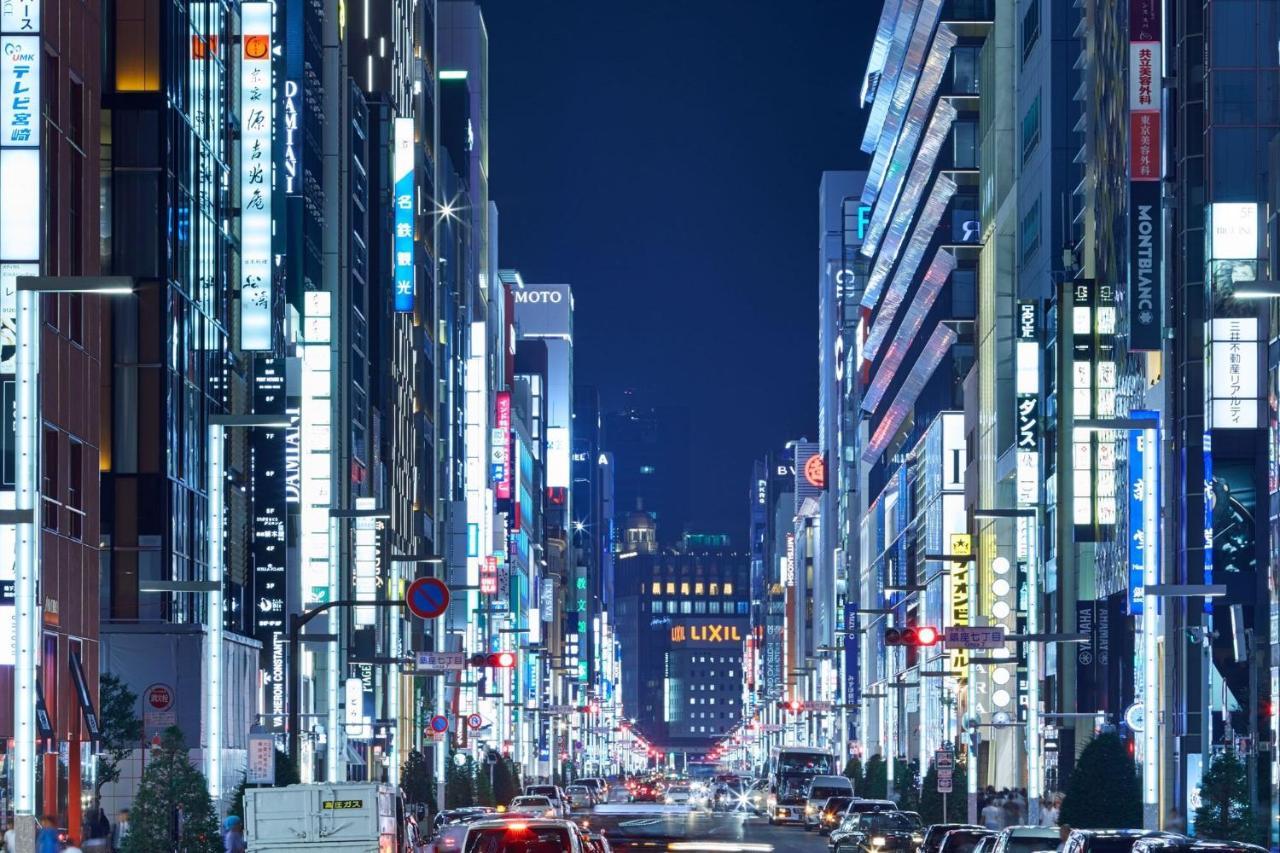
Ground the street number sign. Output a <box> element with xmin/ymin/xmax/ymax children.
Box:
<box><xmin>944</xmin><ymin>626</ymin><xmax>1006</xmax><ymax>649</ymax></box>
<box><xmin>406</xmin><ymin>577</ymin><xmax>450</xmax><ymax>620</ymax></box>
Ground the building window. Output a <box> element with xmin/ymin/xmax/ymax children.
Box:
<box><xmin>680</xmin><ymin>582</ymin><xmax>690</xmax><ymax>595</ymax></box>
<box><xmin>709</xmin><ymin>582</ymin><xmax>719</xmax><ymax>595</ymax></box>
<box><xmin>680</xmin><ymin>601</ymin><xmax>692</xmax><ymax>614</ymax></box>
<box><xmin>1021</xmin><ymin>93</ymin><xmax>1041</xmax><ymax>162</ymax></box>
<box><xmin>737</xmin><ymin>602</ymin><xmax>749</xmax><ymax>615</ymax></box>
<box><xmin>639</xmin><ymin>465</ymin><xmax>655</xmax><ymax>474</ymax></box>
<box><xmin>68</xmin><ymin>440</ymin><xmax>84</xmax><ymax>541</ymax></box>
<box><xmin>1021</xmin><ymin>198</ymin><xmax>1042</xmax><ymax>263</ymax></box>
<box><xmin>694</xmin><ymin>582</ymin><xmax>704</xmax><ymax>595</ymax></box>
<box><xmin>651</xmin><ymin>581</ymin><xmax>661</xmax><ymax>595</ymax></box>
<box><xmin>952</xmin><ymin>46</ymin><xmax>980</xmax><ymax>95</ymax></box>
<box><xmin>42</xmin><ymin>428</ymin><xmax>59</xmax><ymax>531</ymax></box>
<box><xmin>665</xmin><ymin>582</ymin><xmax>675</xmax><ymax>595</ymax></box>
<box><xmin>1021</xmin><ymin>0</ymin><xmax>1040</xmax><ymax>62</ymax></box>
<box><xmin>953</xmin><ymin>120</ymin><xmax>978</xmax><ymax>169</ymax></box>
<box><xmin>708</xmin><ymin>601</ymin><xmax>721</xmax><ymax>614</ymax></box>
<box><xmin>694</xmin><ymin>601</ymin><xmax>706</xmax><ymax>614</ymax></box>
<box><xmin>722</xmin><ymin>583</ymin><xmax>734</xmax><ymax>596</ymax></box>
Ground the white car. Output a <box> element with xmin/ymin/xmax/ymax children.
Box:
<box><xmin>664</xmin><ymin>783</ymin><xmax>693</xmax><ymax>805</ymax></box>
<box><xmin>508</xmin><ymin>795</ymin><xmax>561</xmax><ymax>819</ymax></box>
<box><xmin>460</xmin><ymin>818</ymin><xmax>585</xmax><ymax>853</ymax></box>
<box><xmin>564</xmin><ymin>785</ymin><xmax>595</xmax><ymax>810</ymax></box>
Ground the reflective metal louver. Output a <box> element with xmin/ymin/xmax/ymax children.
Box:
<box><xmin>862</xmin><ymin>323</ymin><xmax>958</xmax><ymax>464</ymax></box>
<box><xmin>862</xmin><ymin>173</ymin><xmax>957</xmax><ymax>310</ymax></box>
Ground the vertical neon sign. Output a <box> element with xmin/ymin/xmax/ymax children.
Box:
<box><xmin>393</xmin><ymin>117</ymin><xmax>415</xmax><ymax>312</ymax></box>
<box><xmin>240</xmin><ymin>2</ymin><xmax>273</xmax><ymax>349</ymax></box>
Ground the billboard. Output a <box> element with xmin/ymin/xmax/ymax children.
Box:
<box><xmin>1210</xmin><ymin>317</ymin><xmax>1259</xmax><ymax>430</ymax></box>
<box><xmin>1127</xmin><ymin>0</ymin><xmax>1162</xmax><ymax>349</ymax></box>
<box><xmin>393</xmin><ymin>117</ymin><xmax>415</xmax><ymax>312</ymax></box>
<box><xmin>239</xmin><ymin>2</ymin><xmax>273</xmax><ymax>350</ymax></box>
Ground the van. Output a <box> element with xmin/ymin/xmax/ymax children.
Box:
<box><xmin>803</xmin><ymin>774</ymin><xmax>854</xmax><ymax>831</ymax></box>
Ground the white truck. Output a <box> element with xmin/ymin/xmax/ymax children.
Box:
<box><xmin>244</xmin><ymin>782</ymin><xmax>422</xmax><ymax>852</ymax></box>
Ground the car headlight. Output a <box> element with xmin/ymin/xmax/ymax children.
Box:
<box><xmin>872</xmin><ymin>837</ymin><xmax>887</xmax><ymax>847</ymax></box>
<box><xmin>912</xmin><ymin>835</ymin><xmax>924</xmax><ymax>843</ymax></box>
<box><xmin>805</xmin><ymin>805</ymin><xmax>816</xmax><ymax>814</ymax></box>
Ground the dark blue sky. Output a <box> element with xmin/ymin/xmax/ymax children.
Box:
<box><xmin>482</xmin><ymin>0</ymin><xmax>873</xmax><ymax>535</ymax></box>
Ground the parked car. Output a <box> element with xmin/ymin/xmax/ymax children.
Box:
<box><xmin>804</xmin><ymin>775</ymin><xmax>855</xmax><ymax>830</ymax></box>
<box><xmin>508</xmin><ymin>795</ymin><xmax>561</xmax><ymax>819</ymax></box>
<box><xmin>1130</xmin><ymin>836</ymin><xmax>1268</xmax><ymax>853</ymax></box>
<box><xmin>1062</xmin><ymin>830</ymin><xmax>1184</xmax><ymax>853</ymax></box>
<box><xmin>565</xmin><ymin>785</ymin><xmax>596</xmax><ymax>811</ymax></box>
<box><xmin>992</xmin><ymin>826</ymin><xmax>1063</xmax><ymax>853</ymax></box>
<box><xmin>829</xmin><ymin>809</ymin><xmax>922</xmax><ymax>853</ymax></box>
<box><xmin>817</xmin><ymin>796</ymin><xmax>855</xmax><ymax>835</ymax></box>
<box><xmin>523</xmin><ymin>784</ymin><xmax>569</xmax><ymax>816</ymax></box>
<box><xmin>935</xmin><ymin>827</ymin><xmax>998</xmax><ymax>853</ymax></box>
<box><xmin>458</xmin><ymin>818</ymin><xmax>585</xmax><ymax>853</ymax></box>
<box><xmin>919</xmin><ymin>824</ymin><xmax>986</xmax><ymax>853</ymax></box>
<box><xmin>973</xmin><ymin>836</ymin><xmax>999</xmax><ymax>853</ymax></box>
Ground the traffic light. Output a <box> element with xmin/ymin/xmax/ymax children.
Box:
<box><xmin>469</xmin><ymin>651</ymin><xmax>517</xmax><ymax>668</ymax></box>
<box><xmin>779</xmin><ymin>699</ymin><xmax>804</xmax><ymax>714</ymax></box>
<box><xmin>885</xmin><ymin>626</ymin><xmax>941</xmax><ymax>646</ymax></box>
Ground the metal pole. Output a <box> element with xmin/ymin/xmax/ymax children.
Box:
<box><xmin>13</xmin><ymin>287</ymin><xmax>39</xmax><ymax>853</ymax></box>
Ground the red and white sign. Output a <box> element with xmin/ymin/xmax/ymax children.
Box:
<box><xmin>481</xmin><ymin>555</ymin><xmax>498</xmax><ymax>595</ymax></box>
<box><xmin>1128</xmin><ymin>0</ymin><xmax>1161</xmax><ymax>182</ymax></box>
<box><xmin>145</xmin><ymin>683</ymin><xmax>175</xmax><ymax>712</ymax></box>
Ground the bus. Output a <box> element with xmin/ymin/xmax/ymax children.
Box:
<box><xmin>767</xmin><ymin>746</ymin><xmax>838</xmax><ymax>825</ymax></box>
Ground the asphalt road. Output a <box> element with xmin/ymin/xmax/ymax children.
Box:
<box><xmin>580</xmin><ymin>805</ymin><xmax>832</xmax><ymax>851</ymax></box>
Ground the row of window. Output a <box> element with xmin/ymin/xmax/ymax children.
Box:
<box><xmin>649</xmin><ymin>581</ymin><xmax>735</xmax><ymax>596</ymax></box>
<box><xmin>687</xmin><ymin>677</ymin><xmax>736</xmax><ymax>688</ymax></box>
<box><xmin>649</xmin><ymin>600</ymin><xmax>750</xmax><ymax>615</ymax></box>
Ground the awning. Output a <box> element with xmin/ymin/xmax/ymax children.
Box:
<box><xmin>69</xmin><ymin>651</ymin><xmax>101</xmax><ymax>744</ymax></box>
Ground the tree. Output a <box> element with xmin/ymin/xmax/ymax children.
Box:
<box><xmin>474</xmin><ymin>756</ymin><xmax>496</xmax><ymax>806</ymax></box>
<box><xmin>1193</xmin><ymin>751</ymin><xmax>1256</xmax><ymax>842</ymax></box>
<box><xmin>493</xmin><ymin>756</ymin><xmax>520</xmax><ymax>806</ymax></box>
<box><xmin>121</xmin><ymin>727</ymin><xmax>221</xmax><ymax>853</ymax></box>
<box><xmin>96</xmin><ymin>674</ymin><xmax>143</xmax><ymax>801</ymax></box>
<box><xmin>894</xmin><ymin>758</ymin><xmax>921</xmax><ymax>811</ymax></box>
<box><xmin>1059</xmin><ymin>733</ymin><xmax>1141</xmax><ymax>829</ymax></box>
<box><xmin>445</xmin><ymin>746</ymin><xmax>475</xmax><ymax>808</ymax></box>
<box><xmin>844</xmin><ymin>756</ymin><xmax>865</xmax><ymax>794</ymax></box>
<box><xmin>919</xmin><ymin>757</ymin><xmax>968</xmax><ymax>824</ymax></box>
<box><xmin>863</xmin><ymin>754</ymin><xmax>888</xmax><ymax>799</ymax></box>
<box><xmin>401</xmin><ymin>748</ymin><xmax>435</xmax><ymax>807</ymax></box>
<box><xmin>229</xmin><ymin>748</ymin><xmax>301</xmax><ymax>820</ymax></box>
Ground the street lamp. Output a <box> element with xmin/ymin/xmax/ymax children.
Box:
<box><xmin>11</xmin><ymin>276</ymin><xmax>135</xmax><ymax>845</ymax></box>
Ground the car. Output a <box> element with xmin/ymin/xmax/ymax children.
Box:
<box><xmin>1062</xmin><ymin>830</ymin><xmax>1185</xmax><ymax>853</ymax></box>
<box><xmin>573</xmin><ymin>777</ymin><xmax>609</xmax><ymax>804</ymax></box>
<box><xmin>459</xmin><ymin>817</ymin><xmax>586</xmax><ymax>853</ymax></box>
<box><xmin>847</xmin><ymin>798</ymin><xmax>899</xmax><ymax>814</ymax></box>
<box><xmin>937</xmin><ymin>828</ymin><xmax>998</xmax><ymax>853</ymax></box>
<box><xmin>523</xmin><ymin>784</ymin><xmax>569</xmax><ymax>816</ymax></box>
<box><xmin>991</xmin><ymin>826</ymin><xmax>1063</xmax><ymax>853</ymax></box>
<box><xmin>818</xmin><ymin>796</ymin><xmax>855</xmax><ymax>835</ymax></box>
<box><xmin>630</xmin><ymin>781</ymin><xmax>661</xmax><ymax>802</ymax></box>
<box><xmin>433</xmin><ymin>807</ymin><xmax>497</xmax><ymax>836</ymax></box>
<box><xmin>743</xmin><ymin>779</ymin><xmax>770</xmax><ymax>814</ymax></box>
<box><xmin>805</xmin><ymin>775</ymin><xmax>855</xmax><ymax>830</ymax></box>
<box><xmin>565</xmin><ymin>785</ymin><xmax>595</xmax><ymax>811</ymax></box>
<box><xmin>919</xmin><ymin>824</ymin><xmax>986</xmax><ymax>853</ymax></box>
<box><xmin>1130</xmin><ymin>836</ymin><xmax>1268</xmax><ymax>853</ymax></box>
<box><xmin>509</xmin><ymin>795</ymin><xmax>562</xmax><ymax>819</ymax></box>
<box><xmin>664</xmin><ymin>782</ymin><xmax>693</xmax><ymax>805</ymax></box>
<box><xmin>974</xmin><ymin>837</ymin><xmax>999</xmax><ymax>853</ymax></box>
<box><xmin>829</xmin><ymin>810</ymin><xmax>923</xmax><ymax>853</ymax></box>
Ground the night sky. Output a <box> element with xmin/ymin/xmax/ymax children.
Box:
<box><xmin>481</xmin><ymin>0</ymin><xmax>873</xmax><ymax>536</ymax></box>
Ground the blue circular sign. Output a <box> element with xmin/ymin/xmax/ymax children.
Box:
<box><xmin>406</xmin><ymin>577</ymin><xmax>450</xmax><ymax>620</ymax></box>
<box><xmin>429</xmin><ymin>714</ymin><xmax>449</xmax><ymax>734</ymax></box>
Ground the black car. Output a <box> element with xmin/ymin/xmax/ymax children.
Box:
<box><xmin>818</xmin><ymin>797</ymin><xmax>856</xmax><ymax>835</ymax></box>
<box><xmin>1131</xmin><ymin>837</ymin><xmax>1267</xmax><ymax>853</ymax></box>
<box><xmin>937</xmin><ymin>827</ymin><xmax>997</xmax><ymax>853</ymax></box>
<box><xmin>921</xmin><ymin>824</ymin><xmax>986</xmax><ymax>853</ymax></box>
<box><xmin>830</xmin><ymin>810</ymin><xmax>923</xmax><ymax>853</ymax></box>
<box><xmin>974</xmin><ymin>836</ymin><xmax>999</xmax><ymax>853</ymax></box>
<box><xmin>1063</xmin><ymin>830</ymin><xmax>1182</xmax><ymax>853</ymax></box>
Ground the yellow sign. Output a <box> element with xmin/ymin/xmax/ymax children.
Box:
<box><xmin>948</xmin><ymin>534</ymin><xmax>971</xmax><ymax>678</ymax></box>
<box><xmin>670</xmin><ymin>624</ymin><xmax>742</xmax><ymax>644</ymax></box>
<box><xmin>322</xmin><ymin>800</ymin><xmax>364</xmax><ymax>810</ymax></box>
<box><xmin>949</xmin><ymin>533</ymin><xmax>972</xmax><ymax>556</ymax></box>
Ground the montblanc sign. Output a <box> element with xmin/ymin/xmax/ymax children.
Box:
<box><xmin>1128</xmin><ymin>181</ymin><xmax>1162</xmax><ymax>351</ymax></box>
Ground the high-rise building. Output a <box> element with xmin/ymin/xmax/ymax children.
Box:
<box><xmin>605</xmin><ymin>397</ymin><xmax>693</xmax><ymax>548</ymax></box>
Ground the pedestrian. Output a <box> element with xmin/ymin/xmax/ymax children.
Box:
<box><xmin>2</xmin><ymin>821</ymin><xmax>14</xmax><ymax>853</ymax></box>
<box><xmin>83</xmin><ymin>806</ymin><xmax>112</xmax><ymax>852</ymax></box>
<box><xmin>981</xmin><ymin>796</ymin><xmax>1004</xmax><ymax>830</ymax></box>
<box><xmin>1056</xmin><ymin>824</ymin><xmax>1073</xmax><ymax>853</ymax></box>
<box><xmin>113</xmin><ymin>809</ymin><xmax>130</xmax><ymax>851</ymax></box>
<box><xmin>222</xmin><ymin>815</ymin><xmax>247</xmax><ymax>853</ymax></box>
<box><xmin>36</xmin><ymin>816</ymin><xmax>61</xmax><ymax>853</ymax></box>
<box><xmin>1039</xmin><ymin>794</ymin><xmax>1060</xmax><ymax>827</ymax></box>
<box><xmin>1164</xmin><ymin>807</ymin><xmax>1185</xmax><ymax>833</ymax></box>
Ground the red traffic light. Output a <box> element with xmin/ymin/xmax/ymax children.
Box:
<box><xmin>779</xmin><ymin>699</ymin><xmax>804</xmax><ymax>713</ymax></box>
<box><xmin>885</xmin><ymin>626</ymin><xmax>941</xmax><ymax>647</ymax></box>
<box><xmin>471</xmin><ymin>652</ymin><xmax>517</xmax><ymax>668</ymax></box>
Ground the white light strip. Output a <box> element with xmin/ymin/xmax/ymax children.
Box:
<box><xmin>1141</xmin><ymin>421</ymin><xmax>1160</xmax><ymax>810</ymax></box>
<box><xmin>862</xmin><ymin>39</ymin><xmax>958</xmax><ymax>253</ymax></box>
<box><xmin>861</xmin><ymin>0</ymin><xmax>922</xmax><ymax>154</ymax></box>
<box><xmin>863</xmin><ymin>324</ymin><xmax>958</xmax><ymax>463</ymax></box>
<box><xmin>863</xmin><ymin>1</ymin><xmax>946</xmax><ymax>203</ymax></box>
<box><xmin>863</xmin><ymin>173</ymin><xmax>957</xmax><ymax>310</ymax></box>
<box><xmin>860</xmin><ymin>250</ymin><xmax>955</xmax><ymax>413</ymax></box>
<box><xmin>207</xmin><ymin>424</ymin><xmax>224</xmax><ymax>799</ymax></box>
<box><xmin>13</xmin><ymin>287</ymin><xmax>38</xmax><ymax>816</ymax></box>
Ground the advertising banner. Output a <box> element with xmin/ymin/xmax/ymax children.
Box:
<box><xmin>1128</xmin><ymin>0</ymin><xmax>1162</xmax><ymax>347</ymax></box>
<box><xmin>1128</xmin><ymin>182</ymin><xmax>1162</xmax><ymax>349</ymax></box>
<box><xmin>393</xmin><ymin>117</ymin><xmax>415</xmax><ymax>312</ymax></box>
<box><xmin>239</xmin><ymin>2</ymin><xmax>273</xmax><ymax>349</ymax></box>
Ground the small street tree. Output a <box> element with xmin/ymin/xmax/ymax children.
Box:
<box><xmin>446</xmin><ymin>746</ymin><xmax>475</xmax><ymax>808</ymax></box>
<box><xmin>1060</xmin><ymin>733</ymin><xmax>1141</xmax><ymax>829</ymax></box>
<box><xmin>894</xmin><ymin>758</ymin><xmax>921</xmax><ymax>811</ymax></box>
<box><xmin>844</xmin><ymin>756</ymin><xmax>865</xmax><ymax>794</ymax></box>
<box><xmin>95</xmin><ymin>674</ymin><xmax>143</xmax><ymax>802</ymax></box>
<box><xmin>121</xmin><ymin>727</ymin><xmax>221</xmax><ymax>853</ymax></box>
<box><xmin>863</xmin><ymin>754</ymin><xmax>888</xmax><ymax>799</ymax></box>
<box><xmin>401</xmin><ymin>748</ymin><xmax>435</xmax><ymax>807</ymax></box>
<box><xmin>1193</xmin><ymin>751</ymin><xmax>1255</xmax><ymax>842</ymax></box>
<box><xmin>230</xmin><ymin>748</ymin><xmax>301</xmax><ymax>820</ymax></box>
